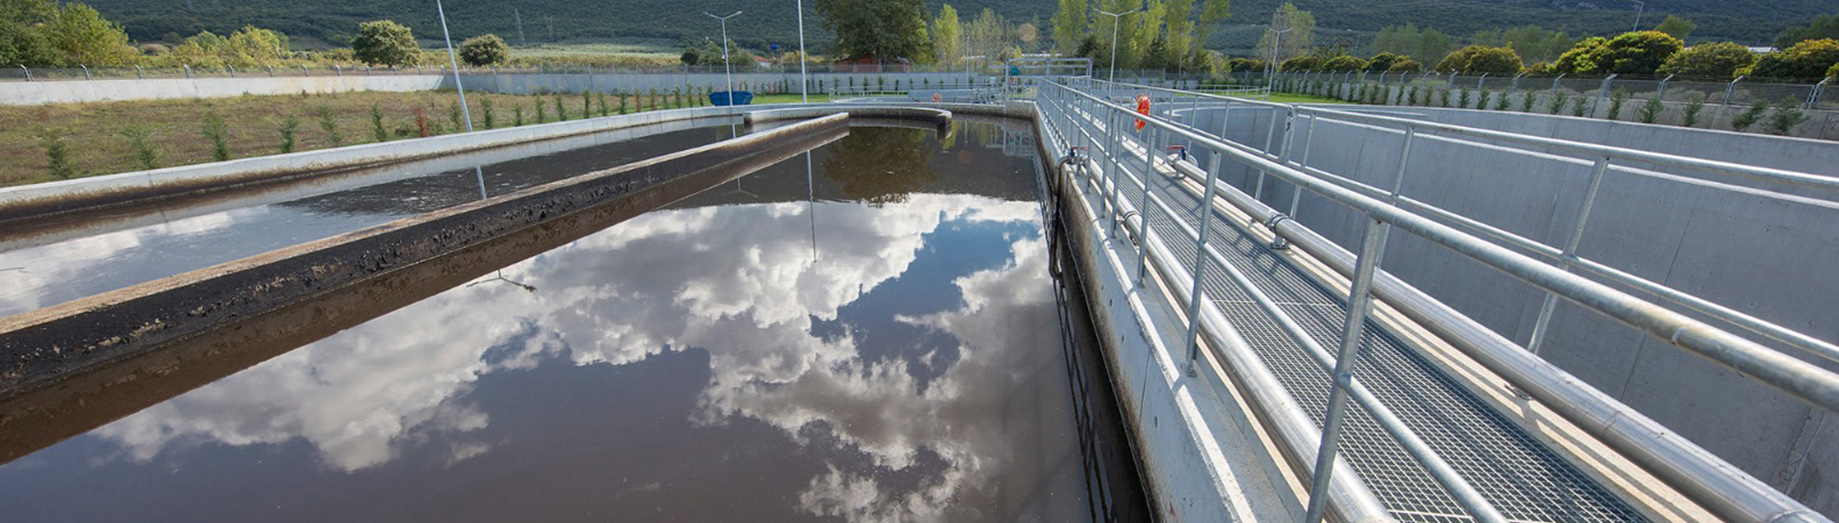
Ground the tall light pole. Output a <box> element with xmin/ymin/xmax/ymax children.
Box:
<box><xmin>435</xmin><ymin>0</ymin><xmax>473</xmax><ymax>134</ymax></box>
<box><xmin>1629</xmin><ymin>0</ymin><xmax>1646</xmax><ymax>32</ymax></box>
<box><xmin>1266</xmin><ymin>26</ymin><xmax>1293</xmax><ymax>95</ymax></box>
<box><xmin>1096</xmin><ymin>5</ymin><xmax>1141</xmax><ymax>98</ymax></box>
<box><xmin>795</xmin><ymin>1</ymin><xmax>809</xmax><ymax>103</ymax></box>
<box><xmin>706</xmin><ymin>11</ymin><xmax>743</xmax><ymax>105</ymax></box>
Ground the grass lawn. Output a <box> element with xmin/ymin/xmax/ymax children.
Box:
<box><xmin>2</xmin><ymin>89</ymin><xmax>702</xmax><ymax>187</ymax></box>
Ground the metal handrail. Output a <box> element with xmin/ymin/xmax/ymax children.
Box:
<box><xmin>1088</xmin><ymin>78</ymin><xmax>1839</xmax><ymax>368</ymax></box>
<box><xmin>1038</xmin><ymin>80</ymin><xmax>1838</xmax><ymax>523</ymax></box>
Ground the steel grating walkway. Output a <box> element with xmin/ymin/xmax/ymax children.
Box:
<box><xmin>1080</xmin><ymin>125</ymin><xmax>1648</xmax><ymax>522</ymax></box>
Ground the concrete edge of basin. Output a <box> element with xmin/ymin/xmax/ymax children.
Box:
<box><xmin>0</xmin><ymin>113</ymin><xmax>850</xmax><ymax>402</ymax></box>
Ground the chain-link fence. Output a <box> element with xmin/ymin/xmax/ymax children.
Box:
<box><xmin>0</xmin><ymin>62</ymin><xmax>1035</xmax><ymax>83</ymax></box>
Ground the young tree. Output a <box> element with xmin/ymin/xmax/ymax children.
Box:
<box><xmin>1555</xmin><ymin>31</ymin><xmax>1681</xmax><ymax>75</ymax></box>
<box><xmin>1050</xmin><ymin>0</ymin><xmax>1087</xmax><ymax>58</ymax></box>
<box><xmin>814</xmin><ymin>0</ymin><xmax>928</xmax><ymax>62</ymax></box>
<box><xmin>1658</xmin><ymin>42</ymin><xmax>1755</xmax><ymax>78</ymax></box>
<box><xmin>41</xmin><ymin>2</ymin><xmax>135</xmax><ymax>66</ymax></box>
<box><xmin>1750</xmin><ymin>39</ymin><xmax>1839</xmax><ymax>79</ymax></box>
<box><xmin>459</xmin><ymin>34</ymin><xmax>509</xmax><ymax>66</ymax></box>
<box><xmin>1654</xmin><ymin>16</ymin><xmax>1696</xmax><ymax>39</ymax></box>
<box><xmin>933</xmin><ymin>4</ymin><xmax>963</xmax><ymax>66</ymax></box>
<box><xmin>1501</xmin><ymin>25</ymin><xmax>1573</xmax><ymax>64</ymax></box>
<box><xmin>1437</xmin><ymin>45</ymin><xmax>1521</xmax><ymax>74</ymax></box>
<box><xmin>352</xmin><ymin>20</ymin><xmax>419</xmax><ymax>67</ymax></box>
<box><xmin>1256</xmin><ymin>2</ymin><xmax>1314</xmax><ymax>65</ymax></box>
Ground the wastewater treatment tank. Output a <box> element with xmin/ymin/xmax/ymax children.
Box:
<box><xmin>0</xmin><ymin>118</ymin><xmax>1150</xmax><ymax>522</ymax></box>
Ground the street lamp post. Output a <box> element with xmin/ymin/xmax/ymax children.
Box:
<box><xmin>435</xmin><ymin>0</ymin><xmax>474</xmax><ymax>133</ymax></box>
<box><xmin>706</xmin><ymin>10</ymin><xmax>743</xmax><ymax>105</ymax></box>
<box><xmin>795</xmin><ymin>0</ymin><xmax>809</xmax><ymax>103</ymax></box>
<box><xmin>1266</xmin><ymin>27</ymin><xmax>1293</xmax><ymax>95</ymax></box>
<box><xmin>1630</xmin><ymin>0</ymin><xmax>1646</xmax><ymax>32</ymax></box>
<box><xmin>1096</xmin><ymin>6</ymin><xmax>1141</xmax><ymax>98</ymax></box>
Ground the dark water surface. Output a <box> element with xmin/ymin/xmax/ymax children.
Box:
<box><xmin>0</xmin><ymin>120</ymin><xmax>1147</xmax><ymax>522</ymax></box>
<box><xmin>0</xmin><ymin>122</ymin><xmax>742</xmax><ymax>318</ymax></box>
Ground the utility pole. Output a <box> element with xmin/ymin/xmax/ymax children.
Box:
<box><xmin>796</xmin><ymin>0</ymin><xmax>809</xmax><ymax>103</ymax></box>
<box><xmin>1096</xmin><ymin>4</ymin><xmax>1142</xmax><ymax>98</ymax></box>
<box><xmin>706</xmin><ymin>10</ymin><xmax>743</xmax><ymax>104</ymax></box>
<box><xmin>1267</xmin><ymin>26</ymin><xmax>1292</xmax><ymax>94</ymax></box>
<box><xmin>436</xmin><ymin>0</ymin><xmax>474</xmax><ymax>135</ymax></box>
<box><xmin>514</xmin><ymin>8</ymin><xmax>527</xmax><ymax>47</ymax></box>
<box><xmin>1630</xmin><ymin>0</ymin><xmax>1646</xmax><ymax>32</ymax></box>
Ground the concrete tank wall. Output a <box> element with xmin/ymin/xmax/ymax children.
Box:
<box><xmin>1190</xmin><ymin>104</ymin><xmax>1839</xmax><ymax>516</ymax></box>
<box><xmin>449</xmin><ymin>72</ymin><xmax>976</xmax><ymax>95</ymax></box>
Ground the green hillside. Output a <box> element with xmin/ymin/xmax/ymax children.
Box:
<box><xmin>85</xmin><ymin>0</ymin><xmax>1827</xmax><ymax>55</ymax></box>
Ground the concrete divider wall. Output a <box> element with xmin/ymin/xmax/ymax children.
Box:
<box><xmin>0</xmin><ymin>75</ymin><xmax>446</xmax><ymax>105</ymax></box>
<box><xmin>1315</xmin><ymin>83</ymin><xmax>1839</xmax><ymax>141</ymax></box>
<box><xmin>1192</xmin><ymin>104</ymin><xmax>1839</xmax><ymax>516</ymax></box>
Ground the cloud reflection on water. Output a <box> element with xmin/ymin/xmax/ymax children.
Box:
<box><xmin>82</xmin><ymin>191</ymin><xmax>1071</xmax><ymax>521</ymax></box>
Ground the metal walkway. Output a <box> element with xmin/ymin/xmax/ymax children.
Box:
<box><xmin>1033</xmin><ymin>78</ymin><xmax>1839</xmax><ymax>523</ymax></box>
<box><xmin>1087</xmin><ymin>111</ymin><xmax>1641</xmax><ymax>522</ymax></box>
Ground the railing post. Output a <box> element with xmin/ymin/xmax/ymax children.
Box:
<box><xmin>80</xmin><ymin>64</ymin><xmax>90</xmax><ymax>80</ymax></box>
<box><xmin>18</xmin><ymin>64</ymin><xmax>28</xmax><ymax>82</ymax></box>
<box><xmin>1183</xmin><ymin>152</ymin><xmax>1226</xmax><ymax>376</ymax></box>
<box><xmin>1257</xmin><ymin>106</ymin><xmax>1293</xmax><ymax>200</ymax></box>
<box><xmin>1135</xmin><ymin>124</ymin><xmax>1161</xmax><ymax>282</ymax></box>
<box><xmin>134</xmin><ymin>65</ymin><xmax>143</xmax><ymax>79</ymax></box>
<box><xmin>1527</xmin><ymin>156</ymin><xmax>1612</xmax><ymax>354</ymax></box>
<box><xmin>1302</xmin><ymin>216</ymin><xmax>1393</xmax><ymax>523</ymax></box>
<box><xmin>1390</xmin><ymin>125</ymin><xmax>1417</xmax><ymax>201</ymax></box>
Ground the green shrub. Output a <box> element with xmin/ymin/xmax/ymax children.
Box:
<box><xmin>482</xmin><ymin>98</ymin><xmax>496</xmax><ymax>129</ymax></box>
<box><xmin>1458</xmin><ymin>89</ymin><xmax>1470</xmax><ymax>108</ymax></box>
<box><xmin>315</xmin><ymin>106</ymin><xmax>342</xmax><ymax>146</ymax></box>
<box><xmin>120</xmin><ymin>125</ymin><xmax>160</xmax><ymax>170</ymax></box>
<box><xmin>597</xmin><ymin>92</ymin><xmax>609</xmax><ymax>116</ymax></box>
<box><xmin>1520</xmin><ymin>91</ymin><xmax>1536</xmax><ymax>112</ymax></box>
<box><xmin>583</xmin><ymin>90</ymin><xmax>592</xmax><ymax>116</ymax></box>
<box><xmin>553</xmin><ymin>95</ymin><xmax>567</xmax><ymax>121</ymax></box>
<box><xmin>1682</xmin><ymin>93</ymin><xmax>1706</xmax><ymax>127</ymax></box>
<box><xmin>37</xmin><ymin>128</ymin><xmax>73</xmax><ymax>179</ymax></box>
<box><xmin>1637</xmin><ymin>97</ymin><xmax>1664</xmax><ymax>123</ymax></box>
<box><xmin>535</xmin><ymin>100</ymin><xmax>547</xmax><ymax>122</ymax></box>
<box><xmin>1477</xmin><ymin>90</ymin><xmax>1492</xmax><ymax>110</ymax></box>
<box><xmin>1731</xmin><ymin>99</ymin><xmax>1769</xmax><ymax>131</ymax></box>
<box><xmin>1766</xmin><ymin>102</ymin><xmax>1809</xmax><ymax>135</ymax></box>
<box><xmin>619</xmin><ymin>92</ymin><xmax>630</xmax><ymax>114</ymax></box>
<box><xmin>514</xmin><ymin>105</ymin><xmax>525</xmax><ymax>126</ymax></box>
<box><xmin>1571</xmin><ymin>97</ymin><xmax>1589</xmax><ymax>117</ymax></box>
<box><xmin>203</xmin><ymin>110</ymin><xmax>230</xmax><ymax>161</ymax></box>
<box><xmin>1548</xmin><ymin>90</ymin><xmax>1568</xmax><ymax>114</ymax></box>
<box><xmin>449</xmin><ymin>101</ymin><xmax>464</xmax><ymax>131</ymax></box>
<box><xmin>1495</xmin><ymin>90</ymin><xmax>1512</xmax><ymax>110</ymax></box>
<box><xmin>1605</xmin><ymin>88</ymin><xmax>1629</xmax><ymax>120</ymax></box>
<box><xmin>1407</xmin><ymin>86</ymin><xmax>1420</xmax><ymax>105</ymax></box>
<box><xmin>371</xmin><ymin>104</ymin><xmax>388</xmax><ymax>142</ymax></box>
<box><xmin>278</xmin><ymin>115</ymin><xmax>300</xmax><ymax>153</ymax></box>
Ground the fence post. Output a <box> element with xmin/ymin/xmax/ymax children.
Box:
<box><xmin>18</xmin><ymin>64</ymin><xmax>28</xmax><ymax>81</ymax></box>
<box><xmin>1511</xmin><ymin>72</ymin><xmax>1524</xmax><ymax>92</ymax></box>
<box><xmin>300</xmin><ymin>65</ymin><xmax>309</xmax><ymax>77</ymax></box>
<box><xmin>1594</xmin><ymin>74</ymin><xmax>1618</xmax><ymax>114</ymax></box>
<box><xmin>1657</xmin><ymin>73</ymin><xmax>1674</xmax><ymax>99</ymax></box>
<box><xmin>1806</xmin><ymin>78</ymin><xmax>1830</xmax><ymax>110</ymax></box>
<box><xmin>227</xmin><ymin>65</ymin><xmax>235</xmax><ymax>78</ymax></box>
<box><xmin>1723</xmin><ymin>76</ymin><xmax>1742</xmax><ymax>105</ymax></box>
<box><xmin>80</xmin><ymin>64</ymin><xmax>90</xmax><ymax>80</ymax></box>
<box><xmin>134</xmin><ymin>64</ymin><xmax>143</xmax><ymax>79</ymax></box>
<box><xmin>266</xmin><ymin>65</ymin><xmax>274</xmax><ymax>77</ymax></box>
<box><xmin>1301</xmin><ymin>216</ymin><xmax>1393</xmax><ymax>523</ymax></box>
<box><xmin>334</xmin><ymin>65</ymin><xmax>342</xmax><ymax>77</ymax></box>
<box><xmin>183</xmin><ymin>64</ymin><xmax>192</xmax><ymax>78</ymax></box>
<box><xmin>1477</xmin><ymin>73</ymin><xmax>1487</xmax><ymax>90</ymax></box>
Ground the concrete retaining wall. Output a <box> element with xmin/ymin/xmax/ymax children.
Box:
<box><xmin>0</xmin><ymin>75</ymin><xmax>446</xmax><ymax>105</ymax></box>
<box><xmin>449</xmin><ymin>72</ymin><xmax>975</xmax><ymax>96</ymax></box>
<box><xmin>1310</xmin><ymin>82</ymin><xmax>1839</xmax><ymax>141</ymax></box>
<box><xmin>1192</xmin><ymin>103</ymin><xmax>1839</xmax><ymax>516</ymax></box>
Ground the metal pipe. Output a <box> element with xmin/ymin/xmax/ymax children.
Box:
<box><xmin>436</xmin><ymin>0</ymin><xmax>476</xmax><ymax>134</ymax></box>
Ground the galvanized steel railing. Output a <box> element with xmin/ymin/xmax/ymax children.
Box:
<box><xmin>1034</xmin><ymin>79</ymin><xmax>1838</xmax><ymax>523</ymax></box>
